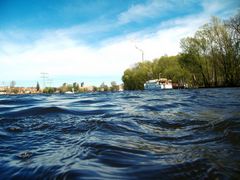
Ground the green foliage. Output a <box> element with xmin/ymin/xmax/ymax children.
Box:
<box><xmin>100</xmin><ymin>82</ymin><xmax>109</xmax><ymax>91</ymax></box>
<box><xmin>73</xmin><ymin>82</ymin><xmax>79</xmax><ymax>92</ymax></box>
<box><xmin>122</xmin><ymin>56</ymin><xmax>190</xmax><ymax>90</ymax></box>
<box><xmin>122</xmin><ymin>13</ymin><xmax>240</xmax><ymax>90</ymax></box>
<box><xmin>92</xmin><ymin>86</ymin><xmax>98</xmax><ymax>92</ymax></box>
<box><xmin>11</xmin><ymin>88</ymin><xmax>19</xmax><ymax>94</ymax></box>
<box><xmin>110</xmin><ymin>81</ymin><xmax>119</xmax><ymax>91</ymax></box>
<box><xmin>43</xmin><ymin>87</ymin><xmax>55</xmax><ymax>94</ymax></box>
<box><xmin>122</xmin><ymin>61</ymin><xmax>152</xmax><ymax>90</ymax></box>
<box><xmin>36</xmin><ymin>82</ymin><xmax>40</xmax><ymax>91</ymax></box>
<box><xmin>59</xmin><ymin>83</ymin><xmax>68</xmax><ymax>93</ymax></box>
<box><xmin>180</xmin><ymin>15</ymin><xmax>240</xmax><ymax>87</ymax></box>
<box><xmin>59</xmin><ymin>83</ymin><xmax>74</xmax><ymax>93</ymax></box>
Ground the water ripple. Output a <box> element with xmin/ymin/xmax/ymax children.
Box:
<box><xmin>0</xmin><ymin>88</ymin><xmax>240</xmax><ymax>179</ymax></box>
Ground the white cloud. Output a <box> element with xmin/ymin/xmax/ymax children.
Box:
<box><xmin>0</xmin><ymin>17</ymin><xmax>201</xmax><ymax>86</ymax></box>
<box><xmin>117</xmin><ymin>0</ymin><xmax>235</xmax><ymax>25</ymax></box>
<box><xmin>118</xmin><ymin>0</ymin><xmax>171</xmax><ymax>24</ymax></box>
<box><xmin>202</xmin><ymin>0</ymin><xmax>227</xmax><ymax>14</ymax></box>
<box><xmin>0</xmin><ymin>0</ymin><xmax>238</xmax><ymax>86</ymax></box>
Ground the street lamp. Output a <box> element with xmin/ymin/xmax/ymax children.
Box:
<box><xmin>135</xmin><ymin>45</ymin><xmax>144</xmax><ymax>62</ymax></box>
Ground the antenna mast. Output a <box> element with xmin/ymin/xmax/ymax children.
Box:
<box><xmin>40</xmin><ymin>72</ymin><xmax>48</xmax><ymax>89</ymax></box>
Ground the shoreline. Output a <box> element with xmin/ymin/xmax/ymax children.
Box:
<box><xmin>0</xmin><ymin>86</ymin><xmax>239</xmax><ymax>95</ymax></box>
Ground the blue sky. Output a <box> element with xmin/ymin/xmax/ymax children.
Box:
<box><xmin>0</xmin><ymin>0</ymin><xmax>239</xmax><ymax>87</ymax></box>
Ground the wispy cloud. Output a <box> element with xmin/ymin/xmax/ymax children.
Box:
<box><xmin>0</xmin><ymin>0</ymin><xmax>239</xmax><ymax>86</ymax></box>
<box><xmin>0</xmin><ymin>14</ymin><xmax>207</xmax><ymax>85</ymax></box>
<box><xmin>118</xmin><ymin>0</ymin><xmax>172</xmax><ymax>24</ymax></box>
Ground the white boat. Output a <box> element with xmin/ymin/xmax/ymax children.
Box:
<box><xmin>144</xmin><ymin>78</ymin><xmax>173</xmax><ymax>90</ymax></box>
<box><xmin>64</xmin><ymin>91</ymin><xmax>74</xmax><ymax>94</ymax></box>
<box><xmin>65</xmin><ymin>88</ymin><xmax>75</xmax><ymax>94</ymax></box>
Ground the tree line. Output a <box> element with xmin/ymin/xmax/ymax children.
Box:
<box><xmin>122</xmin><ymin>12</ymin><xmax>240</xmax><ymax>90</ymax></box>
<box><xmin>42</xmin><ymin>81</ymin><xmax>121</xmax><ymax>93</ymax></box>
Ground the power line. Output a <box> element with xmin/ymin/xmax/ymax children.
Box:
<box><xmin>40</xmin><ymin>72</ymin><xmax>48</xmax><ymax>88</ymax></box>
<box><xmin>47</xmin><ymin>79</ymin><xmax>53</xmax><ymax>87</ymax></box>
<box><xmin>0</xmin><ymin>81</ymin><xmax>6</xmax><ymax>87</ymax></box>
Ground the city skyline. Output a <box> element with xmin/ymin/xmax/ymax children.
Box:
<box><xmin>0</xmin><ymin>0</ymin><xmax>239</xmax><ymax>87</ymax></box>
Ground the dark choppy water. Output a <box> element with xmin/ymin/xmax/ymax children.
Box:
<box><xmin>0</xmin><ymin>88</ymin><xmax>240</xmax><ymax>179</ymax></box>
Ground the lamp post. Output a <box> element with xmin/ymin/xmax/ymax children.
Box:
<box><xmin>135</xmin><ymin>45</ymin><xmax>144</xmax><ymax>62</ymax></box>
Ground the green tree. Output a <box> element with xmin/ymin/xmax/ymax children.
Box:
<box><xmin>122</xmin><ymin>57</ymin><xmax>188</xmax><ymax>90</ymax></box>
<box><xmin>100</xmin><ymin>82</ymin><xmax>108</xmax><ymax>91</ymax></box>
<box><xmin>225</xmin><ymin>11</ymin><xmax>240</xmax><ymax>85</ymax></box>
<box><xmin>36</xmin><ymin>82</ymin><xmax>40</xmax><ymax>91</ymax></box>
<box><xmin>43</xmin><ymin>87</ymin><xmax>55</xmax><ymax>93</ymax></box>
<box><xmin>180</xmin><ymin>16</ymin><xmax>240</xmax><ymax>87</ymax></box>
<box><xmin>122</xmin><ymin>14</ymin><xmax>240</xmax><ymax>89</ymax></box>
<box><xmin>59</xmin><ymin>83</ymin><xmax>68</xmax><ymax>93</ymax></box>
<box><xmin>110</xmin><ymin>81</ymin><xmax>119</xmax><ymax>91</ymax></box>
<box><xmin>73</xmin><ymin>82</ymin><xmax>79</xmax><ymax>92</ymax></box>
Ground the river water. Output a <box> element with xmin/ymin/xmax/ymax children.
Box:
<box><xmin>0</xmin><ymin>88</ymin><xmax>240</xmax><ymax>179</ymax></box>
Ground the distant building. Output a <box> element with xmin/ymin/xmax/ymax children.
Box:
<box><xmin>0</xmin><ymin>86</ymin><xmax>38</xmax><ymax>94</ymax></box>
<box><xmin>118</xmin><ymin>84</ymin><xmax>124</xmax><ymax>91</ymax></box>
<box><xmin>0</xmin><ymin>86</ymin><xmax>8</xmax><ymax>94</ymax></box>
<box><xmin>79</xmin><ymin>86</ymin><xmax>94</xmax><ymax>92</ymax></box>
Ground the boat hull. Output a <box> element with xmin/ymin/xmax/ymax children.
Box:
<box><xmin>144</xmin><ymin>79</ymin><xmax>173</xmax><ymax>90</ymax></box>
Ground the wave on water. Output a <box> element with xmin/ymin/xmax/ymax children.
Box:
<box><xmin>0</xmin><ymin>88</ymin><xmax>240</xmax><ymax>179</ymax></box>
